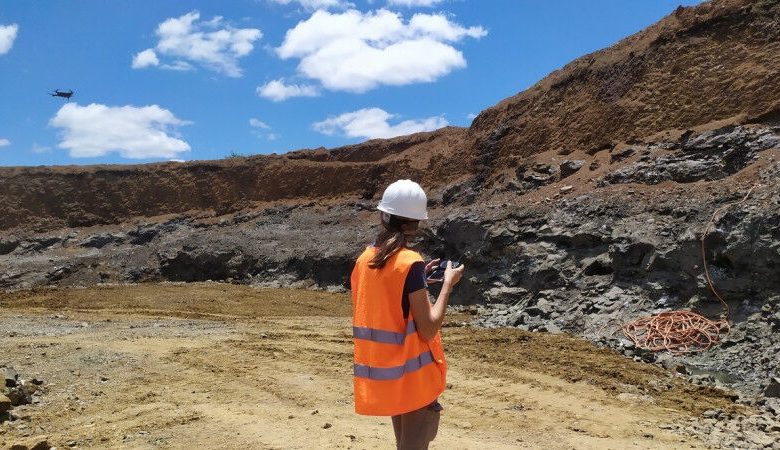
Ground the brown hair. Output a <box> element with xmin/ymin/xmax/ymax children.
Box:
<box><xmin>369</xmin><ymin>214</ymin><xmax>418</xmax><ymax>269</ymax></box>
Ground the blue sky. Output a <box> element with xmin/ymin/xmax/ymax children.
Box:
<box><xmin>0</xmin><ymin>0</ymin><xmax>703</xmax><ymax>167</ymax></box>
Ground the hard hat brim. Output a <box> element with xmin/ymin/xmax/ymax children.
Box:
<box><xmin>377</xmin><ymin>204</ymin><xmax>428</xmax><ymax>221</ymax></box>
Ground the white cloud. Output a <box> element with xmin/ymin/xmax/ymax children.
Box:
<box><xmin>49</xmin><ymin>103</ymin><xmax>191</xmax><ymax>159</ymax></box>
<box><xmin>0</xmin><ymin>24</ymin><xmax>18</xmax><ymax>55</ymax></box>
<box><xmin>31</xmin><ymin>143</ymin><xmax>51</xmax><ymax>154</ymax></box>
<box><xmin>132</xmin><ymin>49</ymin><xmax>159</xmax><ymax>69</ymax></box>
<box><xmin>257</xmin><ymin>79</ymin><xmax>319</xmax><ymax>101</ymax></box>
<box><xmin>313</xmin><ymin>107</ymin><xmax>447</xmax><ymax>139</ymax></box>
<box><xmin>249</xmin><ymin>118</ymin><xmax>271</xmax><ymax>129</ymax></box>
<box><xmin>249</xmin><ymin>118</ymin><xmax>278</xmax><ymax>141</ymax></box>
<box><xmin>276</xmin><ymin>9</ymin><xmax>485</xmax><ymax>92</ymax></box>
<box><xmin>466</xmin><ymin>112</ymin><xmax>477</xmax><ymax>119</ymax></box>
<box><xmin>0</xmin><ymin>138</ymin><xmax>9</xmax><ymax>148</ymax></box>
<box><xmin>269</xmin><ymin>0</ymin><xmax>353</xmax><ymax>11</ymax></box>
<box><xmin>136</xmin><ymin>11</ymin><xmax>262</xmax><ymax>77</ymax></box>
<box><xmin>388</xmin><ymin>0</ymin><xmax>444</xmax><ymax>7</ymax></box>
<box><xmin>161</xmin><ymin>60</ymin><xmax>194</xmax><ymax>72</ymax></box>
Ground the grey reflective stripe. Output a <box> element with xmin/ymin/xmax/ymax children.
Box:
<box><xmin>353</xmin><ymin>320</ymin><xmax>417</xmax><ymax>345</ymax></box>
<box><xmin>354</xmin><ymin>351</ymin><xmax>434</xmax><ymax>381</ymax></box>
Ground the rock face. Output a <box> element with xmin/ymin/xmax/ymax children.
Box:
<box><xmin>1</xmin><ymin>0</ymin><xmax>780</xmax><ymax>400</ymax></box>
<box><xmin>602</xmin><ymin>127</ymin><xmax>779</xmax><ymax>185</ymax></box>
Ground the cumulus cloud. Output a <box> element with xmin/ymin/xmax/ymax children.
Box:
<box><xmin>134</xmin><ymin>11</ymin><xmax>262</xmax><ymax>77</ymax></box>
<box><xmin>268</xmin><ymin>0</ymin><xmax>353</xmax><ymax>11</ymax></box>
<box><xmin>0</xmin><ymin>24</ymin><xmax>18</xmax><ymax>55</ymax></box>
<box><xmin>276</xmin><ymin>9</ymin><xmax>485</xmax><ymax>92</ymax></box>
<box><xmin>257</xmin><ymin>79</ymin><xmax>319</xmax><ymax>101</ymax></box>
<box><xmin>49</xmin><ymin>103</ymin><xmax>191</xmax><ymax>159</ymax></box>
<box><xmin>388</xmin><ymin>0</ymin><xmax>444</xmax><ymax>7</ymax></box>
<box><xmin>0</xmin><ymin>138</ymin><xmax>10</xmax><ymax>148</ymax></box>
<box><xmin>313</xmin><ymin>107</ymin><xmax>447</xmax><ymax>139</ymax></box>
<box><xmin>132</xmin><ymin>49</ymin><xmax>159</xmax><ymax>68</ymax></box>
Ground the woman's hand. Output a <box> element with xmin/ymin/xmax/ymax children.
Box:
<box><xmin>410</xmin><ymin>260</ymin><xmax>465</xmax><ymax>341</ymax></box>
<box><xmin>424</xmin><ymin>258</ymin><xmax>441</xmax><ymax>283</ymax></box>
<box><xmin>443</xmin><ymin>261</ymin><xmax>464</xmax><ymax>288</ymax></box>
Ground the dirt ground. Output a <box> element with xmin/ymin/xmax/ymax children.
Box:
<box><xmin>0</xmin><ymin>283</ymin><xmax>743</xmax><ymax>449</ymax></box>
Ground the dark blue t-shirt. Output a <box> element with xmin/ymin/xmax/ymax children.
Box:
<box><xmin>402</xmin><ymin>261</ymin><xmax>427</xmax><ymax>319</ymax></box>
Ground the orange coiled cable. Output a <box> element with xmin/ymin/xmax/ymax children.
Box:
<box><xmin>622</xmin><ymin>185</ymin><xmax>760</xmax><ymax>354</ymax></box>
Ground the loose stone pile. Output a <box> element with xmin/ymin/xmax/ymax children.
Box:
<box><xmin>2</xmin><ymin>366</ymin><xmax>45</xmax><ymax>422</ymax></box>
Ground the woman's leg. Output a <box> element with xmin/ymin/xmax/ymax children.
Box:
<box><xmin>392</xmin><ymin>415</ymin><xmax>403</xmax><ymax>445</ymax></box>
<box><xmin>394</xmin><ymin>402</ymin><xmax>441</xmax><ymax>450</ymax></box>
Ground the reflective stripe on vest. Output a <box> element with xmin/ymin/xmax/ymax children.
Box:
<box><xmin>354</xmin><ymin>350</ymin><xmax>434</xmax><ymax>381</ymax></box>
<box><xmin>353</xmin><ymin>320</ymin><xmax>416</xmax><ymax>345</ymax></box>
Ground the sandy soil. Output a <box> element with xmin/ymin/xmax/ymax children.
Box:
<box><xmin>0</xmin><ymin>283</ymin><xmax>743</xmax><ymax>449</ymax></box>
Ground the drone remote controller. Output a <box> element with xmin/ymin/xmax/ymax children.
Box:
<box><xmin>427</xmin><ymin>260</ymin><xmax>461</xmax><ymax>281</ymax></box>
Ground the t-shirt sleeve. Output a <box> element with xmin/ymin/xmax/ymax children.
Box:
<box><xmin>402</xmin><ymin>261</ymin><xmax>427</xmax><ymax>319</ymax></box>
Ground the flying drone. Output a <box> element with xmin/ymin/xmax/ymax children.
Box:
<box><xmin>50</xmin><ymin>89</ymin><xmax>74</xmax><ymax>100</ymax></box>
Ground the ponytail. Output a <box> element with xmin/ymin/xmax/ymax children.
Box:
<box><xmin>369</xmin><ymin>214</ymin><xmax>414</xmax><ymax>269</ymax></box>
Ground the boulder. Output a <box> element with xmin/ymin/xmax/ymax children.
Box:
<box><xmin>764</xmin><ymin>398</ymin><xmax>780</xmax><ymax>416</ymax></box>
<box><xmin>484</xmin><ymin>286</ymin><xmax>529</xmax><ymax>304</ymax></box>
<box><xmin>525</xmin><ymin>298</ymin><xmax>553</xmax><ymax>318</ymax></box>
<box><xmin>560</xmin><ymin>160</ymin><xmax>585</xmax><ymax>178</ymax></box>
<box><xmin>764</xmin><ymin>377</ymin><xmax>780</xmax><ymax>398</ymax></box>
<box><xmin>4</xmin><ymin>367</ymin><xmax>18</xmax><ymax>387</ymax></box>
<box><xmin>5</xmin><ymin>386</ymin><xmax>32</xmax><ymax>406</ymax></box>
<box><xmin>8</xmin><ymin>436</ymin><xmax>50</xmax><ymax>450</ymax></box>
<box><xmin>0</xmin><ymin>239</ymin><xmax>19</xmax><ymax>255</ymax></box>
<box><xmin>0</xmin><ymin>393</ymin><xmax>11</xmax><ymax>412</ymax></box>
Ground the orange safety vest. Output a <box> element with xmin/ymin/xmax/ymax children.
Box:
<box><xmin>351</xmin><ymin>246</ymin><xmax>447</xmax><ymax>416</ymax></box>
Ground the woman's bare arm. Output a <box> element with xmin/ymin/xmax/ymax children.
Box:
<box><xmin>409</xmin><ymin>262</ymin><xmax>464</xmax><ymax>341</ymax></box>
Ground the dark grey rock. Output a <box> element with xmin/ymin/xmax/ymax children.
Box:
<box><xmin>484</xmin><ymin>286</ymin><xmax>528</xmax><ymax>304</ymax></box>
<box><xmin>581</xmin><ymin>253</ymin><xmax>613</xmax><ymax>276</ymax></box>
<box><xmin>702</xmin><ymin>409</ymin><xmax>721</xmax><ymax>419</ymax></box>
<box><xmin>525</xmin><ymin>298</ymin><xmax>553</xmax><ymax>318</ymax></box>
<box><xmin>765</xmin><ymin>377</ymin><xmax>780</xmax><ymax>398</ymax></box>
<box><xmin>602</xmin><ymin>126</ymin><xmax>777</xmax><ymax>186</ymax></box>
<box><xmin>5</xmin><ymin>386</ymin><xmax>32</xmax><ymax>406</ymax></box>
<box><xmin>610</xmin><ymin>148</ymin><xmax>636</xmax><ymax>163</ymax></box>
<box><xmin>128</xmin><ymin>225</ymin><xmax>160</xmax><ymax>245</ymax></box>
<box><xmin>81</xmin><ymin>233</ymin><xmax>126</xmax><ymax>249</ymax></box>
<box><xmin>560</xmin><ymin>160</ymin><xmax>585</xmax><ymax>178</ymax></box>
<box><xmin>4</xmin><ymin>367</ymin><xmax>18</xmax><ymax>387</ymax></box>
<box><xmin>0</xmin><ymin>393</ymin><xmax>11</xmax><ymax>412</ymax></box>
<box><xmin>0</xmin><ymin>239</ymin><xmax>19</xmax><ymax>255</ymax></box>
<box><xmin>766</xmin><ymin>398</ymin><xmax>780</xmax><ymax>416</ymax></box>
<box><xmin>19</xmin><ymin>237</ymin><xmax>62</xmax><ymax>253</ymax></box>
<box><xmin>532</xmin><ymin>163</ymin><xmax>555</xmax><ymax>175</ymax></box>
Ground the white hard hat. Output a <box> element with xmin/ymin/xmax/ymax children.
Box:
<box><xmin>377</xmin><ymin>179</ymin><xmax>428</xmax><ymax>221</ymax></box>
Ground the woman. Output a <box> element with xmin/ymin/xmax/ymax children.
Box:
<box><xmin>351</xmin><ymin>179</ymin><xmax>465</xmax><ymax>449</ymax></box>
